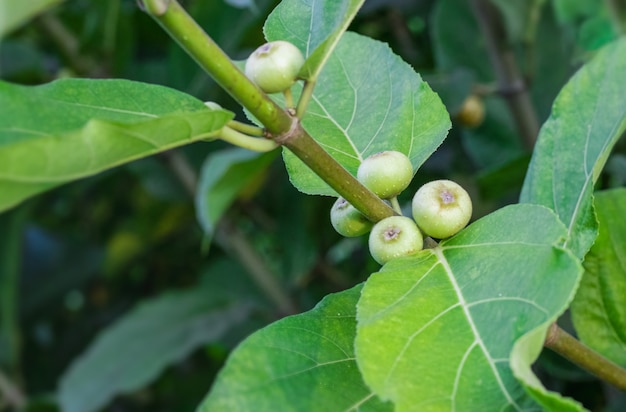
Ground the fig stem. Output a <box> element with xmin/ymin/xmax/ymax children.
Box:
<box><xmin>284</xmin><ymin>88</ymin><xmax>294</xmax><ymax>109</ymax></box>
<box><xmin>468</xmin><ymin>0</ymin><xmax>539</xmax><ymax>149</ymax></box>
<box><xmin>544</xmin><ymin>323</ymin><xmax>626</xmax><ymax>391</ymax></box>
<box><xmin>390</xmin><ymin>196</ymin><xmax>403</xmax><ymax>215</ymax></box>
<box><xmin>140</xmin><ymin>0</ymin><xmax>396</xmax><ymax>222</ymax></box>
<box><xmin>140</xmin><ymin>0</ymin><xmax>292</xmax><ymax>135</ymax></box>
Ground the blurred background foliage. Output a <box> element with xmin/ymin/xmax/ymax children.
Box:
<box><xmin>0</xmin><ymin>0</ymin><xmax>625</xmax><ymax>411</ymax></box>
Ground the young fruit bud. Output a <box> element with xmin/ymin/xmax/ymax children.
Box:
<box><xmin>456</xmin><ymin>95</ymin><xmax>485</xmax><ymax>128</ymax></box>
<box><xmin>330</xmin><ymin>197</ymin><xmax>373</xmax><ymax>237</ymax></box>
<box><xmin>412</xmin><ymin>179</ymin><xmax>472</xmax><ymax>239</ymax></box>
<box><xmin>368</xmin><ymin>216</ymin><xmax>423</xmax><ymax>265</ymax></box>
<box><xmin>244</xmin><ymin>40</ymin><xmax>305</xmax><ymax>94</ymax></box>
<box><xmin>357</xmin><ymin>151</ymin><xmax>413</xmax><ymax>199</ymax></box>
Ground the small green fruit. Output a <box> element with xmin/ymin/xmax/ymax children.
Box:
<box><xmin>368</xmin><ymin>216</ymin><xmax>423</xmax><ymax>265</ymax></box>
<box><xmin>330</xmin><ymin>197</ymin><xmax>373</xmax><ymax>237</ymax></box>
<box><xmin>244</xmin><ymin>40</ymin><xmax>305</xmax><ymax>94</ymax></box>
<box><xmin>456</xmin><ymin>95</ymin><xmax>485</xmax><ymax>128</ymax></box>
<box><xmin>412</xmin><ymin>179</ymin><xmax>472</xmax><ymax>239</ymax></box>
<box><xmin>357</xmin><ymin>151</ymin><xmax>413</xmax><ymax>199</ymax></box>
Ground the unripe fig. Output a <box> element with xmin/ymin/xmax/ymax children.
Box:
<box><xmin>412</xmin><ymin>179</ymin><xmax>472</xmax><ymax>239</ymax></box>
<box><xmin>330</xmin><ymin>197</ymin><xmax>373</xmax><ymax>237</ymax></box>
<box><xmin>244</xmin><ymin>40</ymin><xmax>304</xmax><ymax>94</ymax></box>
<box><xmin>357</xmin><ymin>151</ymin><xmax>413</xmax><ymax>199</ymax></box>
<box><xmin>368</xmin><ymin>216</ymin><xmax>423</xmax><ymax>265</ymax></box>
<box><xmin>456</xmin><ymin>95</ymin><xmax>485</xmax><ymax>128</ymax></box>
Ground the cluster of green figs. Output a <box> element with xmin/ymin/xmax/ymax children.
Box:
<box><xmin>330</xmin><ymin>151</ymin><xmax>473</xmax><ymax>265</ymax></box>
<box><xmin>244</xmin><ymin>40</ymin><xmax>472</xmax><ymax>265</ymax></box>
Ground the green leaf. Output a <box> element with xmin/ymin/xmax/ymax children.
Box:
<box><xmin>355</xmin><ymin>204</ymin><xmax>583</xmax><ymax>411</ymax></box>
<box><xmin>195</xmin><ymin>148</ymin><xmax>277</xmax><ymax>238</ymax></box>
<box><xmin>284</xmin><ymin>32</ymin><xmax>451</xmax><ymax>196</ymax></box>
<box><xmin>58</xmin><ymin>286</ymin><xmax>253</xmax><ymax>412</ymax></box>
<box><xmin>571</xmin><ymin>188</ymin><xmax>626</xmax><ymax>367</ymax></box>
<box><xmin>198</xmin><ymin>284</ymin><xmax>391</xmax><ymax>412</ymax></box>
<box><xmin>552</xmin><ymin>0</ymin><xmax>617</xmax><ymax>51</ymax></box>
<box><xmin>552</xmin><ymin>0</ymin><xmax>598</xmax><ymax>23</ymax></box>
<box><xmin>263</xmin><ymin>0</ymin><xmax>449</xmax><ymax>195</ymax></box>
<box><xmin>431</xmin><ymin>0</ymin><xmax>491</xmax><ymax>81</ymax></box>
<box><xmin>489</xmin><ymin>0</ymin><xmax>539</xmax><ymax>43</ymax></box>
<box><xmin>264</xmin><ymin>0</ymin><xmax>365</xmax><ymax>81</ymax></box>
<box><xmin>520</xmin><ymin>38</ymin><xmax>626</xmax><ymax>258</ymax></box>
<box><xmin>0</xmin><ymin>79</ymin><xmax>233</xmax><ymax>213</ymax></box>
<box><xmin>0</xmin><ymin>0</ymin><xmax>63</xmax><ymax>38</ymax></box>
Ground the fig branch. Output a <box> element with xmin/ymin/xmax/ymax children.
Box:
<box><xmin>140</xmin><ymin>0</ymin><xmax>395</xmax><ymax>222</ymax></box>
<box><xmin>544</xmin><ymin>323</ymin><xmax>626</xmax><ymax>392</ymax></box>
<box><xmin>162</xmin><ymin>151</ymin><xmax>297</xmax><ymax>315</ymax></box>
<box><xmin>468</xmin><ymin>0</ymin><xmax>539</xmax><ymax>149</ymax></box>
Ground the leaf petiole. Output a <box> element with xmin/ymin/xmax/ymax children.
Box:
<box><xmin>296</xmin><ymin>80</ymin><xmax>316</xmax><ymax>119</ymax></box>
<box><xmin>227</xmin><ymin>120</ymin><xmax>265</xmax><ymax>137</ymax></box>
<box><xmin>217</xmin><ymin>126</ymin><xmax>279</xmax><ymax>153</ymax></box>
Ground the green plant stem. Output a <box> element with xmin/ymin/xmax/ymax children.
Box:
<box><xmin>216</xmin><ymin>219</ymin><xmax>298</xmax><ymax>316</ymax></box>
<box><xmin>0</xmin><ymin>369</ymin><xmax>25</xmax><ymax>410</ymax></box>
<box><xmin>281</xmin><ymin>120</ymin><xmax>396</xmax><ymax>222</ymax></box>
<box><xmin>283</xmin><ymin>88</ymin><xmax>294</xmax><ymax>109</ymax></box>
<box><xmin>227</xmin><ymin>120</ymin><xmax>264</xmax><ymax>137</ymax></box>
<box><xmin>544</xmin><ymin>323</ymin><xmax>626</xmax><ymax>392</ymax></box>
<box><xmin>141</xmin><ymin>0</ymin><xmax>291</xmax><ymax>135</ymax></box>
<box><xmin>389</xmin><ymin>196</ymin><xmax>402</xmax><ymax>215</ymax></box>
<box><xmin>141</xmin><ymin>0</ymin><xmax>396</xmax><ymax>222</ymax></box>
<box><xmin>218</xmin><ymin>127</ymin><xmax>279</xmax><ymax>152</ymax></box>
<box><xmin>295</xmin><ymin>80</ymin><xmax>316</xmax><ymax>119</ymax></box>
<box><xmin>468</xmin><ymin>0</ymin><xmax>540</xmax><ymax>149</ymax></box>
<box><xmin>162</xmin><ymin>151</ymin><xmax>298</xmax><ymax>316</ymax></box>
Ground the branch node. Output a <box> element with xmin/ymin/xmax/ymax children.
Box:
<box><xmin>498</xmin><ymin>79</ymin><xmax>527</xmax><ymax>97</ymax></box>
<box><xmin>274</xmin><ymin>116</ymin><xmax>300</xmax><ymax>145</ymax></box>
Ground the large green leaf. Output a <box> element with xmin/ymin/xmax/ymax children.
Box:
<box><xmin>264</xmin><ymin>0</ymin><xmax>364</xmax><ymax>81</ymax></box>
<box><xmin>195</xmin><ymin>148</ymin><xmax>277</xmax><ymax>238</ymax></box>
<box><xmin>552</xmin><ymin>0</ymin><xmax>617</xmax><ymax>50</ymax></box>
<box><xmin>281</xmin><ymin>32</ymin><xmax>450</xmax><ymax>196</ymax></box>
<box><xmin>520</xmin><ymin>38</ymin><xmax>626</xmax><ymax>259</ymax></box>
<box><xmin>58</xmin><ymin>284</ymin><xmax>253</xmax><ymax>412</ymax></box>
<box><xmin>355</xmin><ymin>204</ymin><xmax>583</xmax><ymax>411</ymax></box>
<box><xmin>570</xmin><ymin>188</ymin><xmax>626</xmax><ymax>367</ymax></box>
<box><xmin>0</xmin><ymin>79</ymin><xmax>233</xmax><ymax>213</ymax></box>
<box><xmin>197</xmin><ymin>284</ymin><xmax>391</xmax><ymax>412</ymax></box>
<box><xmin>261</xmin><ymin>0</ymin><xmax>450</xmax><ymax>195</ymax></box>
